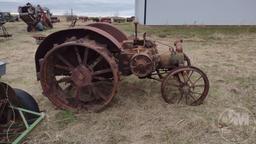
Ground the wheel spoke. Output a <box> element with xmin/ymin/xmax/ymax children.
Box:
<box><xmin>93</xmin><ymin>87</ymin><xmax>108</xmax><ymax>101</ymax></box>
<box><xmin>188</xmin><ymin>71</ymin><xmax>194</xmax><ymax>79</ymax></box>
<box><xmin>165</xmin><ymin>78</ymin><xmax>181</xmax><ymax>88</ymax></box>
<box><xmin>54</xmin><ymin>64</ymin><xmax>70</xmax><ymax>71</ymax></box>
<box><xmin>194</xmin><ymin>84</ymin><xmax>205</xmax><ymax>88</ymax></box>
<box><xmin>188</xmin><ymin>93</ymin><xmax>197</xmax><ymax>101</ymax></box>
<box><xmin>73</xmin><ymin>87</ymin><xmax>81</xmax><ymax>100</ymax></box>
<box><xmin>177</xmin><ymin>73</ymin><xmax>185</xmax><ymax>83</ymax></box>
<box><xmin>74</xmin><ymin>47</ymin><xmax>82</xmax><ymax>64</ymax></box>
<box><xmin>185</xmin><ymin>94</ymin><xmax>188</xmax><ymax>104</ymax></box>
<box><xmin>90</xmin><ymin>56</ymin><xmax>103</xmax><ymax>68</ymax></box>
<box><xmin>57</xmin><ymin>54</ymin><xmax>74</xmax><ymax>69</ymax></box>
<box><xmin>134</xmin><ymin>57</ymin><xmax>139</xmax><ymax>63</ymax></box>
<box><xmin>83</xmin><ymin>48</ymin><xmax>89</xmax><ymax>64</ymax></box>
<box><xmin>181</xmin><ymin>72</ymin><xmax>187</xmax><ymax>83</ymax></box>
<box><xmin>93</xmin><ymin>68</ymin><xmax>112</xmax><ymax>76</ymax></box>
<box><xmin>192</xmin><ymin>76</ymin><xmax>202</xmax><ymax>85</ymax></box>
<box><xmin>185</xmin><ymin>70</ymin><xmax>194</xmax><ymax>84</ymax></box>
<box><xmin>93</xmin><ymin>76</ymin><xmax>113</xmax><ymax>81</ymax></box>
<box><xmin>177</xmin><ymin>93</ymin><xmax>184</xmax><ymax>104</ymax></box>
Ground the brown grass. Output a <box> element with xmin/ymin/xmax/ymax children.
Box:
<box><xmin>0</xmin><ymin>21</ymin><xmax>256</xmax><ymax>144</ymax></box>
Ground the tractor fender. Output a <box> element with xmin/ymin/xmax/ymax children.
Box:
<box><xmin>35</xmin><ymin>26</ymin><xmax>123</xmax><ymax>75</ymax></box>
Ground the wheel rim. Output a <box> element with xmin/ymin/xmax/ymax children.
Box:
<box><xmin>40</xmin><ymin>41</ymin><xmax>119</xmax><ymax>112</ymax></box>
<box><xmin>161</xmin><ymin>66</ymin><xmax>209</xmax><ymax>105</ymax></box>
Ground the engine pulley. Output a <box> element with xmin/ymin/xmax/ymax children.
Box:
<box><xmin>130</xmin><ymin>53</ymin><xmax>154</xmax><ymax>77</ymax></box>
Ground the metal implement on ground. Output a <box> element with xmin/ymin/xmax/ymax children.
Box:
<box><xmin>18</xmin><ymin>3</ymin><xmax>53</xmax><ymax>32</ymax></box>
<box><xmin>0</xmin><ymin>12</ymin><xmax>19</xmax><ymax>22</ymax></box>
<box><xmin>35</xmin><ymin>22</ymin><xmax>209</xmax><ymax>112</ymax></box>
<box><xmin>0</xmin><ymin>16</ymin><xmax>12</xmax><ymax>38</ymax></box>
<box><xmin>0</xmin><ymin>82</ymin><xmax>44</xmax><ymax>144</ymax></box>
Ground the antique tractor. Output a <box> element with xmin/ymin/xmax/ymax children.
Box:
<box><xmin>35</xmin><ymin>22</ymin><xmax>209</xmax><ymax>112</ymax></box>
<box><xmin>18</xmin><ymin>3</ymin><xmax>53</xmax><ymax>32</ymax></box>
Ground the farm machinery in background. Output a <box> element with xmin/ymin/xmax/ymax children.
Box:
<box><xmin>50</xmin><ymin>16</ymin><xmax>60</xmax><ymax>23</ymax></box>
<box><xmin>18</xmin><ymin>3</ymin><xmax>53</xmax><ymax>32</ymax></box>
<box><xmin>68</xmin><ymin>15</ymin><xmax>135</xmax><ymax>28</ymax></box>
<box><xmin>69</xmin><ymin>17</ymin><xmax>112</xmax><ymax>27</ymax></box>
<box><xmin>0</xmin><ymin>14</ymin><xmax>12</xmax><ymax>38</ymax></box>
<box><xmin>34</xmin><ymin>22</ymin><xmax>209</xmax><ymax>112</ymax></box>
<box><xmin>0</xmin><ymin>12</ymin><xmax>19</xmax><ymax>22</ymax></box>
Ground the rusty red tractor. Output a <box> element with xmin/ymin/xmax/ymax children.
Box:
<box><xmin>18</xmin><ymin>3</ymin><xmax>53</xmax><ymax>32</ymax></box>
<box><xmin>35</xmin><ymin>22</ymin><xmax>209</xmax><ymax>112</ymax></box>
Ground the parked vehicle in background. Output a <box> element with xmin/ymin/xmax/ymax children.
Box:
<box><xmin>0</xmin><ymin>13</ymin><xmax>4</xmax><ymax>23</ymax></box>
<box><xmin>79</xmin><ymin>16</ymin><xmax>88</xmax><ymax>22</ymax></box>
<box><xmin>0</xmin><ymin>12</ymin><xmax>19</xmax><ymax>22</ymax></box>
<box><xmin>113</xmin><ymin>17</ymin><xmax>126</xmax><ymax>23</ymax></box>
<box><xmin>100</xmin><ymin>17</ymin><xmax>112</xmax><ymax>23</ymax></box>
<box><xmin>126</xmin><ymin>16</ymin><xmax>135</xmax><ymax>22</ymax></box>
<box><xmin>90</xmin><ymin>17</ymin><xmax>100</xmax><ymax>22</ymax></box>
<box><xmin>18</xmin><ymin>3</ymin><xmax>53</xmax><ymax>32</ymax></box>
<box><xmin>50</xmin><ymin>16</ymin><xmax>60</xmax><ymax>23</ymax></box>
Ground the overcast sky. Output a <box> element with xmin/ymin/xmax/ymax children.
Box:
<box><xmin>0</xmin><ymin>0</ymin><xmax>134</xmax><ymax>16</ymax></box>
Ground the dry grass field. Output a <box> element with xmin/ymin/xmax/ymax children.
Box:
<box><xmin>0</xmin><ymin>20</ymin><xmax>256</xmax><ymax>144</ymax></box>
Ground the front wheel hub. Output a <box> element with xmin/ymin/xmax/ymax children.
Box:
<box><xmin>182</xmin><ymin>85</ymin><xmax>190</xmax><ymax>95</ymax></box>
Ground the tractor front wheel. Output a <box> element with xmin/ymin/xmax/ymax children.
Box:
<box><xmin>161</xmin><ymin>66</ymin><xmax>209</xmax><ymax>105</ymax></box>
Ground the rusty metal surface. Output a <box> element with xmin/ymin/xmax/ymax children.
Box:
<box><xmin>87</xmin><ymin>22</ymin><xmax>128</xmax><ymax>43</ymax></box>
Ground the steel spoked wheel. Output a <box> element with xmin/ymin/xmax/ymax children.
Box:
<box><xmin>40</xmin><ymin>41</ymin><xmax>119</xmax><ymax>112</ymax></box>
<box><xmin>161</xmin><ymin>66</ymin><xmax>209</xmax><ymax>105</ymax></box>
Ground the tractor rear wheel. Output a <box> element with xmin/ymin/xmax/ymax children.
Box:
<box><xmin>40</xmin><ymin>39</ymin><xmax>119</xmax><ymax>112</ymax></box>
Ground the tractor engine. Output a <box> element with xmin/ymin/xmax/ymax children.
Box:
<box><xmin>120</xmin><ymin>39</ymin><xmax>186</xmax><ymax>78</ymax></box>
<box><xmin>120</xmin><ymin>39</ymin><xmax>160</xmax><ymax>77</ymax></box>
<box><xmin>158</xmin><ymin>39</ymin><xmax>186</xmax><ymax>69</ymax></box>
